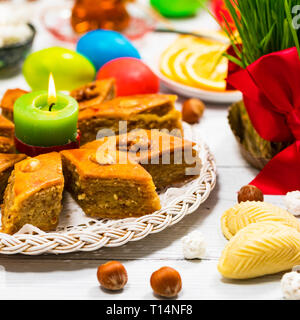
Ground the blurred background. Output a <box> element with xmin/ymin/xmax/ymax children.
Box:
<box><xmin>0</xmin><ymin>0</ymin><xmax>239</xmax><ymax>104</ymax></box>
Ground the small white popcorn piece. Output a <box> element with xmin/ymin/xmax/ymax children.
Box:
<box><xmin>182</xmin><ymin>230</ymin><xmax>206</xmax><ymax>260</ymax></box>
<box><xmin>281</xmin><ymin>267</ymin><xmax>300</xmax><ymax>300</ymax></box>
<box><xmin>285</xmin><ymin>191</ymin><xmax>300</xmax><ymax>216</ymax></box>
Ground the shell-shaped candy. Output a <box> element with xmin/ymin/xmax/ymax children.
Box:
<box><xmin>221</xmin><ymin>201</ymin><xmax>300</xmax><ymax>240</ymax></box>
<box><xmin>218</xmin><ymin>221</ymin><xmax>300</xmax><ymax>279</ymax></box>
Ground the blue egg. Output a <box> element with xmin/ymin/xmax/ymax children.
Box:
<box><xmin>76</xmin><ymin>30</ymin><xmax>141</xmax><ymax>71</ymax></box>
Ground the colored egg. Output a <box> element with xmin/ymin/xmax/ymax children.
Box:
<box><xmin>23</xmin><ymin>47</ymin><xmax>96</xmax><ymax>91</ymax></box>
<box><xmin>97</xmin><ymin>57</ymin><xmax>159</xmax><ymax>96</ymax></box>
<box><xmin>150</xmin><ymin>0</ymin><xmax>205</xmax><ymax>17</ymax></box>
<box><xmin>76</xmin><ymin>30</ymin><xmax>141</xmax><ymax>71</ymax></box>
<box><xmin>212</xmin><ymin>0</ymin><xmax>236</xmax><ymax>31</ymax></box>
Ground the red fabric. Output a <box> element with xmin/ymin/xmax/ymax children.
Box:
<box><xmin>227</xmin><ymin>47</ymin><xmax>300</xmax><ymax>195</ymax></box>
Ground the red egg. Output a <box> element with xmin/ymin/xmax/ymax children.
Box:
<box><xmin>97</xmin><ymin>57</ymin><xmax>160</xmax><ymax>96</ymax></box>
<box><xmin>212</xmin><ymin>0</ymin><xmax>238</xmax><ymax>31</ymax></box>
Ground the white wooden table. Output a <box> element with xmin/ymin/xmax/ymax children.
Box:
<box><xmin>0</xmin><ymin>0</ymin><xmax>285</xmax><ymax>300</ymax></box>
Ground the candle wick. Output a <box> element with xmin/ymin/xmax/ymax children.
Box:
<box><xmin>49</xmin><ymin>103</ymin><xmax>55</xmax><ymax>111</ymax></box>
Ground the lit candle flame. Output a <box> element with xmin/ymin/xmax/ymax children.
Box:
<box><xmin>48</xmin><ymin>72</ymin><xmax>57</xmax><ymax>106</ymax></box>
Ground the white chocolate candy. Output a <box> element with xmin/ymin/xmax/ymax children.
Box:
<box><xmin>285</xmin><ymin>191</ymin><xmax>300</xmax><ymax>216</ymax></box>
<box><xmin>281</xmin><ymin>267</ymin><xmax>300</xmax><ymax>300</ymax></box>
<box><xmin>182</xmin><ymin>230</ymin><xmax>206</xmax><ymax>260</ymax></box>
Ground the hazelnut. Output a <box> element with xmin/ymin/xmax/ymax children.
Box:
<box><xmin>150</xmin><ymin>266</ymin><xmax>182</xmax><ymax>298</ymax></box>
<box><xmin>97</xmin><ymin>261</ymin><xmax>128</xmax><ymax>291</ymax></box>
<box><xmin>238</xmin><ymin>185</ymin><xmax>264</xmax><ymax>203</ymax></box>
<box><xmin>182</xmin><ymin>98</ymin><xmax>205</xmax><ymax>124</ymax></box>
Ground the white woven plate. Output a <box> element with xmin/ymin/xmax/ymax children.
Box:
<box><xmin>0</xmin><ymin>126</ymin><xmax>216</xmax><ymax>255</ymax></box>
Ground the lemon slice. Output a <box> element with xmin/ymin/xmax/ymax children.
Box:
<box><xmin>159</xmin><ymin>31</ymin><xmax>230</xmax><ymax>92</ymax></box>
<box><xmin>160</xmin><ymin>45</ymin><xmax>183</xmax><ymax>79</ymax></box>
<box><xmin>160</xmin><ymin>36</ymin><xmax>199</xmax><ymax>79</ymax></box>
<box><xmin>170</xmin><ymin>49</ymin><xmax>192</xmax><ymax>84</ymax></box>
<box><xmin>184</xmin><ymin>50</ymin><xmax>228</xmax><ymax>91</ymax></box>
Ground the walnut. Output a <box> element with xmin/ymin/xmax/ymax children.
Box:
<box><xmin>71</xmin><ymin>83</ymin><xmax>99</xmax><ymax>102</ymax></box>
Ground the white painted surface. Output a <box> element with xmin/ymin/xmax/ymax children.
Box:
<box><xmin>0</xmin><ymin>0</ymin><xmax>287</xmax><ymax>300</ymax></box>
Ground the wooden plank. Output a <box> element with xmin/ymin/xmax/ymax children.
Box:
<box><xmin>0</xmin><ymin>259</ymin><xmax>283</xmax><ymax>300</ymax></box>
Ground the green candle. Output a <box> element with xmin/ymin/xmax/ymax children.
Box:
<box><xmin>14</xmin><ymin>91</ymin><xmax>78</xmax><ymax>147</ymax></box>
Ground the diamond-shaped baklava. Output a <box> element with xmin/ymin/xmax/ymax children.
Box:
<box><xmin>78</xmin><ymin>94</ymin><xmax>183</xmax><ymax>144</ymax></box>
<box><xmin>82</xmin><ymin>129</ymin><xmax>201</xmax><ymax>189</ymax></box>
<box><xmin>70</xmin><ymin>78</ymin><xmax>116</xmax><ymax>111</ymax></box>
<box><xmin>0</xmin><ymin>88</ymin><xmax>28</xmax><ymax>121</ymax></box>
<box><xmin>0</xmin><ymin>136</ymin><xmax>15</xmax><ymax>153</ymax></box>
<box><xmin>0</xmin><ymin>115</ymin><xmax>15</xmax><ymax>153</ymax></box>
<box><xmin>0</xmin><ymin>153</ymin><xmax>26</xmax><ymax>202</ymax></box>
<box><xmin>0</xmin><ymin>115</ymin><xmax>14</xmax><ymax>138</ymax></box>
<box><xmin>1</xmin><ymin>152</ymin><xmax>64</xmax><ymax>234</ymax></box>
<box><xmin>61</xmin><ymin>148</ymin><xmax>161</xmax><ymax>219</ymax></box>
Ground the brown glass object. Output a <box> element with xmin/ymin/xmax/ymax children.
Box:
<box><xmin>71</xmin><ymin>0</ymin><xmax>132</xmax><ymax>33</ymax></box>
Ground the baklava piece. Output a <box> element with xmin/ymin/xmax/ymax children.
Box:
<box><xmin>0</xmin><ymin>136</ymin><xmax>15</xmax><ymax>153</ymax></box>
<box><xmin>0</xmin><ymin>153</ymin><xmax>26</xmax><ymax>202</ymax></box>
<box><xmin>82</xmin><ymin>129</ymin><xmax>201</xmax><ymax>189</ymax></box>
<box><xmin>2</xmin><ymin>152</ymin><xmax>64</xmax><ymax>234</ymax></box>
<box><xmin>0</xmin><ymin>88</ymin><xmax>28</xmax><ymax>121</ymax></box>
<box><xmin>0</xmin><ymin>115</ymin><xmax>14</xmax><ymax>138</ymax></box>
<box><xmin>61</xmin><ymin>148</ymin><xmax>161</xmax><ymax>219</ymax></box>
<box><xmin>70</xmin><ymin>78</ymin><xmax>116</xmax><ymax>111</ymax></box>
<box><xmin>78</xmin><ymin>94</ymin><xmax>183</xmax><ymax>144</ymax></box>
